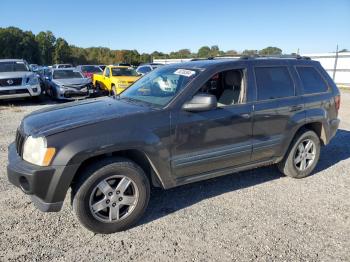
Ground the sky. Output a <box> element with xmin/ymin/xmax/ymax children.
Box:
<box><xmin>0</xmin><ymin>0</ymin><xmax>349</xmax><ymax>54</ymax></box>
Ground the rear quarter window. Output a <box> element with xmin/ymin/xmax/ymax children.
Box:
<box><xmin>296</xmin><ymin>66</ymin><xmax>328</xmax><ymax>94</ymax></box>
<box><xmin>255</xmin><ymin>66</ymin><xmax>295</xmax><ymax>100</ymax></box>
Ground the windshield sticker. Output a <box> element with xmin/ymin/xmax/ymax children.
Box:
<box><xmin>174</xmin><ymin>69</ymin><xmax>196</xmax><ymax>77</ymax></box>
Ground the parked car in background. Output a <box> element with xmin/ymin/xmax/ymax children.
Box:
<box><xmin>93</xmin><ymin>65</ymin><xmax>141</xmax><ymax>95</ymax></box>
<box><xmin>76</xmin><ymin>65</ymin><xmax>103</xmax><ymax>79</ymax></box>
<box><xmin>136</xmin><ymin>63</ymin><xmax>163</xmax><ymax>75</ymax></box>
<box><xmin>52</xmin><ymin>64</ymin><xmax>73</xmax><ymax>69</ymax></box>
<box><xmin>0</xmin><ymin>59</ymin><xmax>41</xmax><ymax>100</ymax></box>
<box><xmin>114</xmin><ymin>63</ymin><xmax>132</xmax><ymax>67</ymax></box>
<box><xmin>29</xmin><ymin>64</ymin><xmax>39</xmax><ymax>71</ymax></box>
<box><xmin>7</xmin><ymin>56</ymin><xmax>340</xmax><ymax>233</ymax></box>
<box><xmin>45</xmin><ymin>68</ymin><xmax>93</xmax><ymax>100</ymax></box>
<box><xmin>35</xmin><ymin>67</ymin><xmax>51</xmax><ymax>90</ymax></box>
<box><xmin>98</xmin><ymin>65</ymin><xmax>106</xmax><ymax>71</ymax></box>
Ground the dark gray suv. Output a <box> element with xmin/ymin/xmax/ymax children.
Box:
<box><xmin>7</xmin><ymin>56</ymin><xmax>341</xmax><ymax>233</ymax></box>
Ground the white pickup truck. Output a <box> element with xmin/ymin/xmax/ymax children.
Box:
<box><xmin>0</xmin><ymin>59</ymin><xmax>41</xmax><ymax>100</ymax></box>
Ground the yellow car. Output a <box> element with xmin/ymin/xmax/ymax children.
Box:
<box><xmin>92</xmin><ymin>66</ymin><xmax>141</xmax><ymax>94</ymax></box>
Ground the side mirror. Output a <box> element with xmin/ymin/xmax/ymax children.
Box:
<box><xmin>182</xmin><ymin>94</ymin><xmax>217</xmax><ymax>112</ymax></box>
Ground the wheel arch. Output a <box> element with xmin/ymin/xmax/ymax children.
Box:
<box><xmin>71</xmin><ymin>149</ymin><xmax>164</xmax><ymax>189</ymax></box>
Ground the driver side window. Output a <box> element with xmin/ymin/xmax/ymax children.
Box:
<box><xmin>105</xmin><ymin>68</ymin><xmax>110</xmax><ymax>77</ymax></box>
<box><xmin>197</xmin><ymin>69</ymin><xmax>247</xmax><ymax>107</ymax></box>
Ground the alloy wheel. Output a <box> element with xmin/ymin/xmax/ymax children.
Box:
<box><xmin>89</xmin><ymin>175</ymin><xmax>139</xmax><ymax>223</ymax></box>
<box><xmin>294</xmin><ymin>139</ymin><xmax>316</xmax><ymax>171</ymax></box>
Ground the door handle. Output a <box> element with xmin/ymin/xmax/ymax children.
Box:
<box><xmin>289</xmin><ymin>105</ymin><xmax>303</xmax><ymax>112</ymax></box>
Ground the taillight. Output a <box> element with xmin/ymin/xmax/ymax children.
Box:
<box><xmin>335</xmin><ymin>95</ymin><xmax>341</xmax><ymax>111</ymax></box>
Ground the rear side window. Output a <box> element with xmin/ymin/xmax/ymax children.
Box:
<box><xmin>296</xmin><ymin>67</ymin><xmax>328</xmax><ymax>94</ymax></box>
<box><xmin>255</xmin><ymin>67</ymin><xmax>295</xmax><ymax>100</ymax></box>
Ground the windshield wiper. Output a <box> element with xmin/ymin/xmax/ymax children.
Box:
<box><xmin>120</xmin><ymin>97</ymin><xmax>152</xmax><ymax>107</ymax></box>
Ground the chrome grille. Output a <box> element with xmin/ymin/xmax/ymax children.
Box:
<box><xmin>0</xmin><ymin>78</ymin><xmax>22</xmax><ymax>87</ymax></box>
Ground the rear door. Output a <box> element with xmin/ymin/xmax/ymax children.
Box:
<box><xmin>251</xmin><ymin>61</ymin><xmax>305</xmax><ymax>161</ymax></box>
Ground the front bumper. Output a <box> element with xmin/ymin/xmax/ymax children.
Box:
<box><xmin>0</xmin><ymin>84</ymin><xmax>41</xmax><ymax>99</ymax></box>
<box><xmin>57</xmin><ymin>87</ymin><xmax>94</xmax><ymax>100</ymax></box>
<box><xmin>7</xmin><ymin>143</ymin><xmax>79</xmax><ymax>212</ymax></box>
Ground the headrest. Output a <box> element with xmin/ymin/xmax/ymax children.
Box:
<box><xmin>225</xmin><ymin>71</ymin><xmax>241</xmax><ymax>86</ymax></box>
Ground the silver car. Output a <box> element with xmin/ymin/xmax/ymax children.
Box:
<box><xmin>45</xmin><ymin>68</ymin><xmax>93</xmax><ymax>100</ymax></box>
<box><xmin>0</xmin><ymin>59</ymin><xmax>41</xmax><ymax>100</ymax></box>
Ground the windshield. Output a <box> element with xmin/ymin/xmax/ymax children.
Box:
<box><xmin>81</xmin><ymin>65</ymin><xmax>102</xmax><ymax>73</ymax></box>
<box><xmin>53</xmin><ymin>70</ymin><xmax>83</xmax><ymax>79</ymax></box>
<box><xmin>112</xmin><ymin>68</ymin><xmax>138</xmax><ymax>76</ymax></box>
<box><xmin>0</xmin><ymin>61</ymin><xmax>29</xmax><ymax>72</ymax></box>
<box><xmin>120</xmin><ymin>67</ymin><xmax>199</xmax><ymax>107</ymax></box>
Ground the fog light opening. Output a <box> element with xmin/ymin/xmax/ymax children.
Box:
<box><xmin>19</xmin><ymin>176</ymin><xmax>30</xmax><ymax>192</ymax></box>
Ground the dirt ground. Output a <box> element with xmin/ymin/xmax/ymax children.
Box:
<box><xmin>0</xmin><ymin>92</ymin><xmax>349</xmax><ymax>261</ymax></box>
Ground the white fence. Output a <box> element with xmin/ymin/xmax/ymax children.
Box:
<box><xmin>154</xmin><ymin>53</ymin><xmax>350</xmax><ymax>87</ymax></box>
<box><xmin>302</xmin><ymin>52</ymin><xmax>350</xmax><ymax>87</ymax></box>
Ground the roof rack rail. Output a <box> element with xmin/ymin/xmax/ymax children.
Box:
<box><xmin>239</xmin><ymin>54</ymin><xmax>311</xmax><ymax>60</ymax></box>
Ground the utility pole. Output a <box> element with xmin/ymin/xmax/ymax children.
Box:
<box><xmin>333</xmin><ymin>44</ymin><xmax>339</xmax><ymax>81</ymax></box>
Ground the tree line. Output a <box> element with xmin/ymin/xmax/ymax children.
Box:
<box><xmin>0</xmin><ymin>26</ymin><xmax>287</xmax><ymax>66</ymax></box>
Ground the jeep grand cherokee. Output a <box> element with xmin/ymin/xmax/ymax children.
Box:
<box><xmin>7</xmin><ymin>56</ymin><xmax>340</xmax><ymax>234</ymax></box>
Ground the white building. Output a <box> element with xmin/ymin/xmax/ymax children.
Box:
<box><xmin>154</xmin><ymin>53</ymin><xmax>350</xmax><ymax>87</ymax></box>
<box><xmin>302</xmin><ymin>52</ymin><xmax>350</xmax><ymax>88</ymax></box>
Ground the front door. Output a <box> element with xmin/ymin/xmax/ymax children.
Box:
<box><xmin>171</xmin><ymin>68</ymin><xmax>253</xmax><ymax>178</ymax></box>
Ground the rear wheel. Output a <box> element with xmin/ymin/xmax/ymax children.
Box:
<box><xmin>72</xmin><ymin>158</ymin><xmax>150</xmax><ymax>234</ymax></box>
<box><xmin>278</xmin><ymin>130</ymin><xmax>320</xmax><ymax>178</ymax></box>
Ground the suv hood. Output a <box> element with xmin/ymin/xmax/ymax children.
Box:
<box><xmin>21</xmin><ymin>97</ymin><xmax>153</xmax><ymax>137</ymax></box>
<box><xmin>0</xmin><ymin>71</ymin><xmax>34</xmax><ymax>79</ymax></box>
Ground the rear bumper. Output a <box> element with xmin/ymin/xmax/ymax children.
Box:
<box><xmin>329</xmin><ymin>118</ymin><xmax>340</xmax><ymax>141</ymax></box>
<box><xmin>7</xmin><ymin>143</ymin><xmax>79</xmax><ymax>212</ymax></box>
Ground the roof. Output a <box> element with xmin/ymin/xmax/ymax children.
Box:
<box><xmin>52</xmin><ymin>68</ymin><xmax>78</xmax><ymax>71</ymax></box>
<box><xmin>160</xmin><ymin>56</ymin><xmax>316</xmax><ymax>70</ymax></box>
<box><xmin>108</xmin><ymin>65</ymin><xmax>132</xmax><ymax>68</ymax></box>
<box><xmin>0</xmin><ymin>59</ymin><xmax>26</xmax><ymax>62</ymax></box>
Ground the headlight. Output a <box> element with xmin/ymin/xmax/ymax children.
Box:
<box><xmin>26</xmin><ymin>76</ymin><xmax>39</xmax><ymax>86</ymax></box>
<box><xmin>22</xmin><ymin>136</ymin><xmax>56</xmax><ymax>166</ymax></box>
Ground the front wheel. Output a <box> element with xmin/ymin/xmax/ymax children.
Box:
<box><xmin>278</xmin><ymin>130</ymin><xmax>321</xmax><ymax>178</ymax></box>
<box><xmin>72</xmin><ymin>158</ymin><xmax>150</xmax><ymax>234</ymax></box>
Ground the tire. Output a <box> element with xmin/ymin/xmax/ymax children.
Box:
<box><xmin>72</xmin><ymin>157</ymin><xmax>150</xmax><ymax>234</ymax></box>
<box><xmin>277</xmin><ymin>129</ymin><xmax>321</xmax><ymax>178</ymax></box>
<box><xmin>111</xmin><ymin>84</ymin><xmax>116</xmax><ymax>96</ymax></box>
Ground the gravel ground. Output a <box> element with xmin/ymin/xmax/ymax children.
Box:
<box><xmin>0</xmin><ymin>92</ymin><xmax>349</xmax><ymax>262</ymax></box>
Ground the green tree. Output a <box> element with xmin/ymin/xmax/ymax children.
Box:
<box><xmin>259</xmin><ymin>46</ymin><xmax>282</xmax><ymax>55</ymax></box>
<box><xmin>242</xmin><ymin>49</ymin><xmax>258</xmax><ymax>56</ymax></box>
<box><xmin>53</xmin><ymin>38</ymin><xmax>71</xmax><ymax>63</ymax></box>
<box><xmin>197</xmin><ymin>46</ymin><xmax>211</xmax><ymax>57</ymax></box>
<box><xmin>35</xmin><ymin>31</ymin><xmax>56</xmax><ymax>65</ymax></box>
<box><xmin>225</xmin><ymin>50</ymin><xmax>238</xmax><ymax>56</ymax></box>
<box><xmin>209</xmin><ymin>45</ymin><xmax>220</xmax><ymax>56</ymax></box>
<box><xmin>0</xmin><ymin>27</ymin><xmax>40</xmax><ymax>63</ymax></box>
